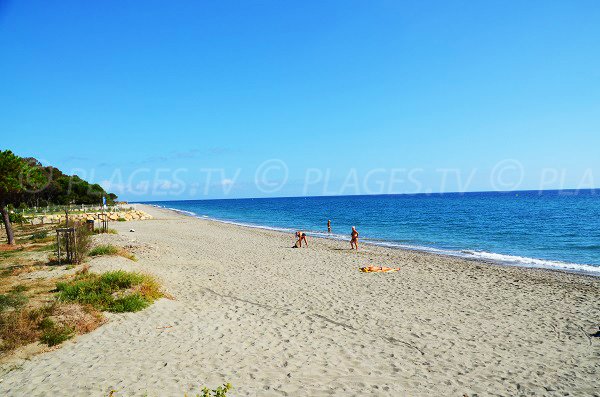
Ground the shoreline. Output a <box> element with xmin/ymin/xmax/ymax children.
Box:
<box><xmin>2</xmin><ymin>204</ymin><xmax>598</xmax><ymax>396</ymax></box>
<box><xmin>145</xmin><ymin>203</ymin><xmax>600</xmax><ymax>278</ymax></box>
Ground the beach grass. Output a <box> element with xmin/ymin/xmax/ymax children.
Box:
<box><xmin>39</xmin><ymin>318</ymin><xmax>75</xmax><ymax>346</ymax></box>
<box><xmin>0</xmin><ymin>302</ymin><xmax>104</xmax><ymax>352</ymax></box>
<box><xmin>89</xmin><ymin>244</ymin><xmax>137</xmax><ymax>261</ymax></box>
<box><xmin>89</xmin><ymin>245</ymin><xmax>120</xmax><ymax>256</ymax></box>
<box><xmin>0</xmin><ymin>222</ymin><xmax>155</xmax><ymax>355</ymax></box>
<box><xmin>93</xmin><ymin>228</ymin><xmax>118</xmax><ymax>235</ymax></box>
<box><xmin>0</xmin><ymin>290</ymin><xmax>28</xmax><ymax>311</ymax></box>
<box><xmin>56</xmin><ymin>271</ymin><xmax>161</xmax><ymax>312</ymax></box>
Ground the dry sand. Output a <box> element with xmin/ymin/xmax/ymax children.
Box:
<box><xmin>1</xmin><ymin>205</ymin><xmax>599</xmax><ymax>396</ymax></box>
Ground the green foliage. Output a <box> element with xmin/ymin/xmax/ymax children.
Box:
<box><xmin>109</xmin><ymin>294</ymin><xmax>149</xmax><ymax>312</ymax></box>
<box><xmin>0</xmin><ymin>150</ymin><xmax>117</xmax><ymax>208</ymax></box>
<box><xmin>200</xmin><ymin>383</ymin><xmax>233</xmax><ymax>397</ymax></box>
<box><xmin>117</xmin><ymin>217</ymin><xmax>126</xmax><ymax>222</ymax></box>
<box><xmin>0</xmin><ymin>291</ymin><xmax>28</xmax><ymax>311</ymax></box>
<box><xmin>0</xmin><ymin>150</ymin><xmax>46</xmax><ymax>206</ymax></box>
<box><xmin>11</xmin><ymin>284</ymin><xmax>28</xmax><ymax>293</ymax></box>
<box><xmin>98</xmin><ymin>270</ymin><xmax>146</xmax><ymax>288</ymax></box>
<box><xmin>8</xmin><ymin>212</ymin><xmax>25</xmax><ymax>223</ymax></box>
<box><xmin>39</xmin><ymin>318</ymin><xmax>74</xmax><ymax>346</ymax></box>
<box><xmin>88</xmin><ymin>244</ymin><xmax>136</xmax><ymax>261</ymax></box>
<box><xmin>30</xmin><ymin>231</ymin><xmax>48</xmax><ymax>240</ymax></box>
<box><xmin>56</xmin><ymin>271</ymin><xmax>161</xmax><ymax>313</ymax></box>
<box><xmin>36</xmin><ymin>169</ymin><xmax>115</xmax><ymax>206</ymax></box>
<box><xmin>88</xmin><ymin>245</ymin><xmax>120</xmax><ymax>256</ymax></box>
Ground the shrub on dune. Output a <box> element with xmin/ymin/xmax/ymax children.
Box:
<box><xmin>88</xmin><ymin>244</ymin><xmax>137</xmax><ymax>261</ymax></box>
<box><xmin>56</xmin><ymin>270</ymin><xmax>162</xmax><ymax>313</ymax></box>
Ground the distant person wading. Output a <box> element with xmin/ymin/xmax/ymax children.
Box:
<box><xmin>350</xmin><ymin>226</ymin><xmax>359</xmax><ymax>250</ymax></box>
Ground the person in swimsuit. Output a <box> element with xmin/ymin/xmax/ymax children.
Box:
<box><xmin>350</xmin><ymin>226</ymin><xmax>359</xmax><ymax>250</ymax></box>
<box><xmin>295</xmin><ymin>231</ymin><xmax>308</xmax><ymax>247</ymax></box>
<box><xmin>327</xmin><ymin>220</ymin><xmax>331</xmax><ymax>233</ymax></box>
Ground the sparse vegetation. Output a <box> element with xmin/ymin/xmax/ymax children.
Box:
<box><xmin>73</xmin><ymin>223</ymin><xmax>93</xmax><ymax>264</ymax></box>
<box><xmin>0</xmin><ymin>308</ymin><xmax>44</xmax><ymax>352</ymax></box>
<box><xmin>89</xmin><ymin>244</ymin><xmax>137</xmax><ymax>261</ymax></box>
<box><xmin>56</xmin><ymin>271</ymin><xmax>162</xmax><ymax>313</ymax></box>
<box><xmin>0</xmin><ymin>302</ymin><xmax>104</xmax><ymax>353</ymax></box>
<box><xmin>30</xmin><ymin>231</ymin><xmax>48</xmax><ymax>241</ymax></box>
<box><xmin>89</xmin><ymin>245</ymin><xmax>119</xmax><ymax>256</ymax></box>
<box><xmin>199</xmin><ymin>383</ymin><xmax>233</xmax><ymax>397</ymax></box>
<box><xmin>0</xmin><ymin>220</ymin><xmax>156</xmax><ymax>357</ymax></box>
<box><xmin>0</xmin><ymin>289</ymin><xmax>28</xmax><ymax>311</ymax></box>
<box><xmin>39</xmin><ymin>318</ymin><xmax>74</xmax><ymax>346</ymax></box>
<box><xmin>11</xmin><ymin>284</ymin><xmax>29</xmax><ymax>293</ymax></box>
<box><xmin>93</xmin><ymin>228</ymin><xmax>118</xmax><ymax>235</ymax></box>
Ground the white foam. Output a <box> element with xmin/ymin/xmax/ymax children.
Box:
<box><xmin>459</xmin><ymin>250</ymin><xmax>600</xmax><ymax>275</ymax></box>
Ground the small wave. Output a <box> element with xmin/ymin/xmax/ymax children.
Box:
<box><xmin>460</xmin><ymin>250</ymin><xmax>600</xmax><ymax>275</ymax></box>
<box><xmin>163</xmin><ymin>207</ymin><xmax>198</xmax><ymax>217</ymax></box>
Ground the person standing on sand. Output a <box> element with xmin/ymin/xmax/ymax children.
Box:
<box><xmin>350</xmin><ymin>226</ymin><xmax>359</xmax><ymax>250</ymax></box>
<box><xmin>327</xmin><ymin>220</ymin><xmax>331</xmax><ymax>233</ymax></box>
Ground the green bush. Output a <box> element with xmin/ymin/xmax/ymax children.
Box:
<box><xmin>9</xmin><ymin>212</ymin><xmax>25</xmax><ymax>223</ymax></box>
<box><xmin>88</xmin><ymin>245</ymin><xmax>119</xmax><ymax>256</ymax></box>
<box><xmin>39</xmin><ymin>318</ymin><xmax>74</xmax><ymax>346</ymax></box>
<box><xmin>30</xmin><ymin>231</ymin><xmax>49</xmax><ymax>240</ymax></box>
<box><xmin>88</xmin><ymin>244</ymin><xmax>136</xmax><ymax>261</ymax></box>
<box><xmin>56</xmin><ymin>271</ymin><xmax>161</xmax><ymax>313</ymax></box>
<box><xmin>109</xmin><ymin>294</ymin><xmax>148</xmax><ymax>312</ymax></box>
<box><xmin>117</xmin><ymin>217</ymin><xmax>126</xmax><ymax>222</ymax></box>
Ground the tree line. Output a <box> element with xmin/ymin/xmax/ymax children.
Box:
<box><xmin>0</xmin><ymin>150</ymin><xmax>117</xmax><ymax>244</ymax></box>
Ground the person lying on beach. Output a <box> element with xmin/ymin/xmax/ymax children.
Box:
<box><xmin>359</xmin><ymin>265</ymin><xmax>400</xmax><ymax>273</ymax></box>
<box><xmin>294</xmin><ymin>231</ymin><xmax>308</xmax><ymax>248</ymax></box>
<box><xmin>350</xmin><ymin>226</ymin><xmax>359</xmax><ymax>250</ymax></box>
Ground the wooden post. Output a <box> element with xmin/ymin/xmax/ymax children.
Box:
<box><xmin>56</xmin><ymin>230</ymin><xmax>61</xmax><ymax>265</ymax></box>
<box><xmin>73</xmin><ymin>228</ymin><xmax>77</xmax><ymax>263</ymax></box>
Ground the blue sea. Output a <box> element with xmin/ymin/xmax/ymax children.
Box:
<box><xmin>144</xmin><ymin>190</ymin><xmax>600</xmax><ymax>275</ymax></box>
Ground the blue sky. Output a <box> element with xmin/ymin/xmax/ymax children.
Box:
<box><xmin>1</xmin><ymin>0</ymin><xmax>599</xmax><ymax>200</ymax></box>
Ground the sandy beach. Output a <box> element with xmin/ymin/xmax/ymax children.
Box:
<box><xmin>1</xmin><ymin>204</ymin><xmax>598</xmax><ymax>396</ymax></box>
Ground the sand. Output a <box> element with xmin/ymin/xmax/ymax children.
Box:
<box><xmin>1</xmin><ymin>204</ymin><xmax>598</xmax><ymax>396</ymax></box>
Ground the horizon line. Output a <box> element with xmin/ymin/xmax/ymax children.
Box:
<box><xmin>133</xmin><ymin>187</ymin><xmax>598</xmax><ymax>203</ymax></box>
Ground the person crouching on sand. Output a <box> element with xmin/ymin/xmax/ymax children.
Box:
<box><xmin>295</xmin><ymin>231</ymin><xmax>308</xmax><ymax>248</ymax></box>
<box><xmin>350</xmin><ymin>226</ymin><xmax>359</xmax><ymax>250</ymax></box>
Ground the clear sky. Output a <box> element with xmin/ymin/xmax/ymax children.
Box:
<box><xmin>1</xmin><ymin>0</ymin><xmax>599</xmax><ymax>201</ymax></box>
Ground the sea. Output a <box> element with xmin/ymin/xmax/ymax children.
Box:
<box><xmin>144</xmin><ymin>189</ymin><xmax>600</xmax><ymax>275</ymax></box>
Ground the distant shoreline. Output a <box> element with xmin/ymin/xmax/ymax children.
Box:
<box><xmin>143</xmin><ymin>201</ymin><xmax>600</xmax><ymax>278</ymax></box>
<box><xmin>143</xmin><ymin>203</ymin><xmax>600</xmax><ymax>278</ymax></box>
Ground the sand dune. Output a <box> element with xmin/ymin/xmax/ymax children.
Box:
<box><xmin>1</xmin><ymin>205</ymin><xmax>598</xmax><ymax>396</ymax></box>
